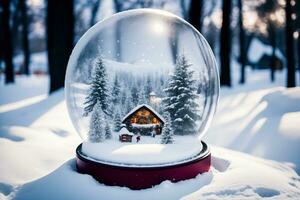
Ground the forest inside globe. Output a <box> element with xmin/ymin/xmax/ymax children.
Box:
<box><xmin>65</xmin><ymin>9</ymin><xmax>219</xmax><ymax>165</ymax></box>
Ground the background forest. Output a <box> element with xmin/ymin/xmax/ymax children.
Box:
<box><xmin>0</xmin><ymin>0</ymin><xmax>299</xmax><ymax>90</ymax></box>
<box><xmin>1</xmin><ymin>1</ymin><xmax>300</xmax><ymax>199</ymax></box>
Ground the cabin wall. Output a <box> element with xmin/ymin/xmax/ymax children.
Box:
<box><xmin>122</xmin><ymin>107</ymin><xmax>164</xmax><ymax>136</ymax></box>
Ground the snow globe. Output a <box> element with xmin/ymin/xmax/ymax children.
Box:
<box><xmin>65</xmin><ymin>9</ymin><xmax>219</xmax><ymax>189</ymax></box>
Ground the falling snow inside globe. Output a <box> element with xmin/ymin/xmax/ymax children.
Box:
<box><xmin>65</xmin><ymin>9</ymin><xmax>219</xmax><ymax>189</ymax></box>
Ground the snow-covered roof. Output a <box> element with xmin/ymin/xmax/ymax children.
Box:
<box><xmin>122</xmin><ymin>104</ymin><xmax>165</xmax><ymax>123</ymax></box>
<box><xmin>118</xmin><ymin>127</ymin><xmax>134</xmax><ymax>136</ymax></box>
<box><xmin>132</xmin><ymin>123</ymin><xmax>159</xmax><ymax>128</ymax></box>
<box><xmin>248</xmin><ymin>38</ymin><xmax>285</xmax><ymax>63</ymax></box>
<box><xmin>149</xmin><ymin>91</ymin><xmax>156</xmax><ymax>96</ymax></box>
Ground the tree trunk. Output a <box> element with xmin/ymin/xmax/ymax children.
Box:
<box><xmin>298</xmin><ymin>33</ymin><xmax>300</xmax><ymax>82</ymax></box>
<box><xmin>238</xmin><ymin>0</ymin><xmax>246</xmax><ymax>84</ymax></box>
<box><xmin>269</xmin><ymin>25</ymin><xmax>276</xmax><ymax>82</ymax></box>
<box><xmin>180</xmin><ymin>0</ymin><xmax>188</xmax><ymax>20</ymax></box>
<box><xmin>90</xmin><ymin>0</ymin><xmax>101</xmax><ymax>27</ymax></box>
<box><xmin>220</xmin><ymin>0</ymin><xmax>232</xmax><ymax>87</ymax></box>
<box><xmin>297</xmin><ymin>3</ymin><xmax>300</xmax><ymax>84</ymax></box>
<box><xmin>286</xmin><ymin>0</ymin><xmax>296</xmax><ymax>87</ymax></box>
<box><xmin>47</xmin><ymin>0</ymin><xmax>74</xmax><ymax>93</ymax></box>
<box><xmin>207</xmin><ymin>32</ymin><xmax>216</xmax><ymax>54</ymax></box>
<box><xmin>0</xmin><ymin>4</ymin><xmax>3</xmax><ymax>65</ymax></box>
<box><xmin>20</xmin><ymin>0</ymin><xmax>30</xmax><ymax>75</ymax></box>
<box><xmin>1</xmin><ymin>0</ymin><xmax>15</xmax><ymax>83</ymax></box>
<box><xmin>188</xmin><ymin>0</ymin><xmax>203</xmax><ymax>33</ymax></box>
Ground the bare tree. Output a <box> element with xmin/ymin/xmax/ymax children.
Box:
<box><xmin>188</xmin><ymin>0</ymin><xmax>203</xmax><ymax>33</ymax></box>
<box><xmin>20</xmin><ymin>0</ymin><xmax>30</xmax><ymax>75</ymax></box>
<box><xmin>238</xmin><ymin>0</ymin><xmax>246</xmax><ymax>84</ymax></box>
<box><xmin>295</xmin><ymin>0</ymin><xmax>300</xmax><ymax>83</ymax></box>
<box><xmin>256</xmin><ymin>0</ymin><xmax>285</xmax><ymax>82</ymax></box>
<box><xmin>203</xmin><ymin>1</ymin><xmax>217</xmax><ymax>54</ymax></box>
<box><xmin>268</xmin><ymin>23</ymin><xmax>277</xmax><ymax>82</ymax></box>
<box><xmin>0</xmin><ymin>0</ymin><xmax>15</xmax><ymax>83</ymax></box>
<box><xmin>180</xmin><ymin>0</ymin><xmax>188</xmax><ymax>20</ymax></box>
<box><xmin>90</xmin><ymin>0</ymin><xmax>101</xmax><ymax>27</ymax></box>
<box><xmin>0</xmin><ymin>3</ymin><xmax>3</xmax><ymax>68</ymax></box>
<box><xmin>220</xmin><ymin>0</ymin><xmax>232</xmax><ymax>87</ymax></box>
<box><xmin>47</xmin><ymin>0</ymin><xmax>74</xmax><ymax>93</ymax></box>
<box><xmin>286</xmin><ymin>0</ymin><xmax>296</xmax><ymax>87</ymax></box>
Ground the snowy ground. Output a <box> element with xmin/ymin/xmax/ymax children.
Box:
<box><xmin>7</xmin><ymin>147</ymin><xmax>300</xmax><ymax>200</ymax></box>
<box><xmin>0</xmin><ymin>69</ymin><xmax>300</xmax><ymax>199</ymax></box>
<box><xmin>82</xmin><ymin>135</ymin><xmax>203</xmax><ymax>166</ymax></box>
<box><xmin>204</xmin><ymin>68</ymin><xmax>300</xmax><ymax>173</ymax></box>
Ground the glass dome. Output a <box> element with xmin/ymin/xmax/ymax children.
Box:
<box><xmin>65</xmin><ymin>9</ymin><xmax>219</xmax><ymax>165</ymax></box>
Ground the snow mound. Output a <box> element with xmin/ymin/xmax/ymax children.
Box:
<box><xmin>206</xmin><ymin>87</ymin><xmax>300</xmax><ymax>173</ymax></box>
<box><xmin>7</xmin><ymin>146</ymin><xmax>300</xmax><ymax>200</ymax></box>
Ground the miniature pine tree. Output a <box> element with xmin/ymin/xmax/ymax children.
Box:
<box><xmin>161</xmin><ymin>112</ymin><xmax>174</xmax><ymax>144</ymax></box>
<box><xmin>163</xmin><ymin>54</ymin><xmax>200</xmax><ymax>135</ymax></box>
<box><xmin>83</xmin><ymin>57</ymin><xmax>109</xmax><ymax>116</ymax></box>
<box><xmin>131</xmin><ymin>84</ymin><xmax>139</xmax><ymax>106</ymax></box>
<box><xmin>88</xmin><ymin>102</ymin><xmax>105</xmax><ymax>142</ymax></box>
<box><xmin>144</xmin><ymin>75</ymin><xmax>153</xmax><ymax>101</ymax></box>
<box><xmin>113</xmin><ymin>112</ymin><xmax>122</xmax><ymax>132</ymax></box>
<box><xmin>138</xmin><ymin>90</ymin><xmax>147</xmax><ymax>105</ymax></box>
<box><xmin>111</xmin><ymin>75</ymin><xmax>121</xmax><ymax>105</ymax></box>
<box><xmin>125</xmin><ymin>96</ymin><xmax>134</xmax><ymax>113</ymax></box>
<box><xmin>105</xmin><ymin>122</ymin><xmax>112</xmax><ymax>139</ymax></box>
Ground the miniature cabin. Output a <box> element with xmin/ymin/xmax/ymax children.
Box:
<box><xmin>119</xmin><ymin>127</ymin><xmax>134</xmax><ymax>142</ymax></box>
<box><xmin>122</xmin><ymin>104</ymin><xmax>165</xmax><ymax>136</ymax></box>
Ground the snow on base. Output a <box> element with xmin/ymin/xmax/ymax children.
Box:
<box><xmin>82</xmin><ymin>136</ymin><xmax>203</xmax><ymax>166</ymax></box>
<box><xmin>6</xmin><ymin>146</ymin><xmax>300</xmax><ymax>200</ymax></box>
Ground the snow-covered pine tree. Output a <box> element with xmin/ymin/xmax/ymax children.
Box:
<box><xmin>125</xmin><ymin>97</ymin><xmax>134</xmax><ymax>113</ymax></box>
<box><xmin>83</xmin><ymin>57</ymin><xmax>109</xmax><ymax>116</ymax></box>
<box><xmin>131</xmin><ymin>84</ymin><xmax>139</xmax><ymax>106</ymax></box>
<box><xmin>120</xmin><ymin>90</ymin><xmax>127</xmax><ymax>105</ymax></box>
<box><xmin>113</xmin><ymin>112</ymin><xmax>122</xmax><ymax>132</ymax></box>
<box><xmin>163</xmin><ymin>54</ymin><xmax>200</xmax><ymax>135</ymax></box>
<box><xmin>111</xmin><ymin>75</ymin><xmax>121</xmax><ymax>105</ymax></box>
<box><xmin>88</xmin><ymin>102</ymin><xmax>105</xmax><ymax>142</ymax></box>
<box><xmin>161</xmin><ymin>112</ymin><xmax>174</xmax><ymax>144</ymax></box>
<box><xmin>138</xmin><ymin>90</ymin><xmax>147</xmax><ymax>105</ymax></box>
<box><xmin>144</xmin><ymin>75</ymin><xmax>152</xmax><ymax>101</ymax></box>
<box><xmin>105</xmin><ymin>122</ymin><xmax>112</xmax><ymax>139</ymax></box>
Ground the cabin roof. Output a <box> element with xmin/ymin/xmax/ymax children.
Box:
<box><xmin>118</xmin><ymin>127</ymin><xmax>134</xmax><ymax>136</ymax></box>
<box><xmin>122</xmin><ymin>104</ymin><xmax>165</xmax><ymax>124</ymax></box>
<box><xmin>248</xmin><ymin>38</ymin><xmax>285</xmax><ymax>63</ymax></box>
<box><xmin>149</xmin><ymin>91</ymin><xmax>156</xmax><ymax>96</ymax></box>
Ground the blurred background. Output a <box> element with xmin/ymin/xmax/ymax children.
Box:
<box><xmin>1</xmin><ymin>0</ymin><xmax>300</xmax><ymax>190</ymax></box>
<box><xmin>0</xmin><ymin>0</ymin><xmax>299</xmax><ymax>92</ymax></box>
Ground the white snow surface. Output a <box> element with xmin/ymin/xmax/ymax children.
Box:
<box><xmin>82</xmin><ymin>136</ymin><xmax>202</xmax><ymax>166</ymax></box>
<box><xmin>205</xmin><ymin>69</ymin><xmax>300</xmax><ymax>173</ymax></box>
<box><xmin>6</xmin><ymin>147</ymin><xmax>300</xmax><ymax>200</ymax></box>
<box><xmin>0</xmin><ymin>71</ymin><xmax>300</xmax><ymax>199</ymax></box>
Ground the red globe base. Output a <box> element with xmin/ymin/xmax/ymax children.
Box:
<box><xmin>76</xmin><ymin>141</ymin><xmax>211</xmax><ymax>190</ymax></box>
